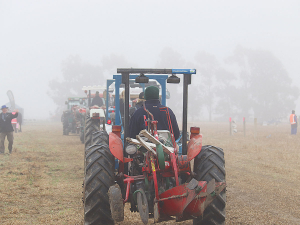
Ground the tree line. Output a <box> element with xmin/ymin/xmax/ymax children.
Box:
<box><xmin>48</xmin><ymin>46</ymin><xmax>299</xmax><ymax>122</ymax></box>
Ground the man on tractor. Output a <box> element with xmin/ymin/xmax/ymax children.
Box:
<box><xmin>129</xmin><ymin>86</ymin><xmax>180</xmax><ymax>140</ymax></box>
<box><xmin>129</xmin><ymin>91</ymin><xmax>145</xmax><ymax>118</ymax></box>
<box><xmin>91</xmin><ymin>91</ymin><xmax>104</xmax><ymax>107</ymax></box>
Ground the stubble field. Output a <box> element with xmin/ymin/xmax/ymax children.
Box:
<box><xmin>0</xmin><ymin>121</ymin><xmax>300</xmax><ymax>225</ymax></box>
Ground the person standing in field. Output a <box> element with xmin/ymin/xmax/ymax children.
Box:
<box><xmin>290</xmin><ymin>110</ymin><xmax>298</xmax><ymax>135</ymax></box>
<box><xmin>0</xmin><ymin>105</ymin><xmax>19</xmax><ymax>154</ymax></box>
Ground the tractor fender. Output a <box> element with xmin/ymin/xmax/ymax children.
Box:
<box><xmin>187</xmin><ymin>134</ymin><xmax>202</xmax><ymax>161</ymax></box>
<box><xmin>109</xmin><ymin>132</ymin><xmax>124</xmax><ymax>162</ymax></box>
<box><xmin>78</xmin><ymin>108</ymin><xmax>86</xmax><ymax>114</ymax></box>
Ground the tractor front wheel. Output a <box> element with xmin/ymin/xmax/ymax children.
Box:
<box><xmin>84</xmin><ymin>134</ymin><xmax>115</xmax><ymax>225</ymax></box>
<box><xmin>193</xmin><ymin>145</ymin><xmax>226</xmax><ymax>225</ymax></box>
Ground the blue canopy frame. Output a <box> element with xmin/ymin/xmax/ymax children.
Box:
<box><xmin>105</xmin><ymin>75</ymin><xmax>168</xmax><ymax>125</ymax></box>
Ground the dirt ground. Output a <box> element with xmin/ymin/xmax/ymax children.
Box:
<box><xmin>0</xmin><ymin>121</ymin><xmax>300</xmax><ymax>225</ymax></box>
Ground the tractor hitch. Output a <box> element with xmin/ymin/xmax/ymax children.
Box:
<box><xmin>155</xmin><ymin>178</ymin><xmax>226</xmax><ymax>222</ymax></box>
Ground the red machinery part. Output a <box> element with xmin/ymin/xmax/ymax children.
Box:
<box><xmin>122</xmin><ymin>175</ymin><xmax>146</xmax><ymax>203</ymax></box>
<box><xmin>78</xmin><ymin>108</ymin><xmax>86</xmax><ymax>114</ymax></box>
<box><xmin>170</xmin><ymin>152</ymin><xmax>179</xmax><ymax>186</ymax></box>
<box><xmin>109</xmin><ymin>132</ymin><xmax>123</xmax><ymax>162</ymax></box>
<box><xmin>157</xmin><ymin>179</ymin><xmax>226</xmax><ymax>219</ymax></box>
<box><xmin>177</xmin><ymin>155</ymin><xmax>190</xmax><ymax>172</ymax></box>
<box><xmin>150</xmin><ymin>155</ymin><xmax>160</xmax><ymax>200</ymax></box>
<box><xmin>112</xmin><ymin>125</ymin><xmax>121</xmax><ymax>138</ymax></box>
<box><xmin>190</xmin><ymin>126</ymin><xmax>200</xmax><ymax>139</ymax></box>
<box><xmin>109</xmin><ymin>131</ymin><xmax>132</xmax><ymax>165</ymax></box>
<box><xmin>187</xmin><ymin>134</ymin><xmax>202</xmax><ymax>161</ymax></box>
<box><xmin>158</xmin><ymin>180</ymin><xmax>207</xmax><ymax>217</ymax></box>
<box><xmin>184</xmin><ymin>181</ymin><xmax>226</xmax><ymax>217</ymax></box>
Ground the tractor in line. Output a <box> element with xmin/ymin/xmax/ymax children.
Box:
<box><xmin>62</xmin><ymin>97</ymin><xmax>87</xmax><ymax>139</ymax></box>
<box><xmin>82</xmin><ymin>68</ymin><xmax>226</xmax><ymax>225</ymax></box>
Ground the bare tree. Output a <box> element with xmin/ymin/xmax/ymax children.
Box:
<box><xmin>194</xmin><ymin>51</ymin><xmax>219</xmax><ymax>121</ymax></box>
<box><xmin>156</xmin><ymin>47</ymin><xmax>187</xmax><ymax>119</ymax></box>
<box><xmin>214</xmin><ymin>68</ymin><xmax>238</xmax><ymax>120</ymax></box>
<box><xmin>48</xmin><ymin>55</ymin><xmax>103</xmax><ymax>107</ymax></box>
<box><xmin>226</xmin><ymin>46</ymin><xmax>299</xmax><ymax>121</ymax></box>
<box><xmin>48</xmin><ymin>54</ymin><xmax>132</xmax><ymax>109</ymax></box>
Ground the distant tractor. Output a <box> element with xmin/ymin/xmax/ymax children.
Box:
<box><xmin>81</xmin><ymin>86</ymin><xmax>112</xmax><ymax>146</ymax></box>
<box><xmin>83</xmin><ymin>68</ymin><xmax>226</xmax><ymax>225</ymax></box>
<box><xmin>62</xmin><ymin>97</ymin><xmax>87</xmax><ymax>138</ymax></box>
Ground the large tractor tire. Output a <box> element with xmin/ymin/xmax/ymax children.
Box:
<box><xmin>92</xmin><ymin>130</ymin><xmax>109</xmax><ymax>146</ymax></box>
<box><xmin>83</xmin><ymin>114</ymin><xmax>101</xmax><ymax>186</ymax></box>
<box><xmin>63</xmin><ymin>117</ymin><xmax>69</xmax><ymax>135</ymax></box>
<box><xmin>193</xmin><ymin>145</ymin><xmax>226</xmax><ymax>225</ymax></box>
<box><xmin>84</xmin><ymin>134</ymin><xmax>115</xmax><ymax>225</ymax></box>
<box><xmin>84</xmin><ymin>114</ymin><xmax>100</xmax><ymax>149</ymax></box>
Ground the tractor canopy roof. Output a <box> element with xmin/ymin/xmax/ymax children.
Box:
<box><xmin>67</xmin><ymin>97</ymin><xmax>87</xmax><ymax>101</ymax></box>
<box><xmin>109</xmin><ymin>80</ymin><xmax>169</xmax><ymax>100</ymax></box>
<box><xmin>114</xmin><ymin>68</ymin><xmax>196</xmax><ymax>154</ymax></box>
<box><xmin>66</xmin><ymin>97</ymin><xmax>88</xmax><ymax>108</ymax></box>
<box><xmin>105</xmin><ymin>74</ymin><xmax>170</xmax><ymax>126</ymax></box>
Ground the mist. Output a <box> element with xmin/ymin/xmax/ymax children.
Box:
<box><xmin>1</xmin><ymin>0</ymin><xmax>299</xmax><ymax>120</ymax></box>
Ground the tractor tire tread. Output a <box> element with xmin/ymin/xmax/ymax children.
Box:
<box><xmin>84</xmin><ymin>138</ymin><xmax>114</xmax><ymax>225</ymax></box>
<box><xmin>92</xmin><ymin>130</ymin><xmax>109</xmax><ymax>146</ymax></box>
<box><xmin>84</xmin><ymin>114</ymin><xmax>100</xmax><ymax>149</ymax></box>
<box><xmin>193</xmin><ymin>145</ymin><xmax>226</xmax><ymax>225</ymax></box>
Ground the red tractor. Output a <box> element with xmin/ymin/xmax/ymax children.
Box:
<box><xmin>83</xmin><ymin>68</ymin><xmax>226</xmax><ymax>225</ymax></box>
<box><xmin>62</xmin><ymin>97</ymin><xmax>87</xmax><ymax>137</ymax></box>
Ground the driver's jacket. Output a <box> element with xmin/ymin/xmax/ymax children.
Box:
<box><xmin>129</xmin><ymin>99</ymin><xmax>180</xmax><ymax>140</ymax></box>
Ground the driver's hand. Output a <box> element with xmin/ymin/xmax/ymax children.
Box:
<box><xmin>14</xmin><ymin>109</ymin><xmax>19</xmax><ymax>113</ymax></box>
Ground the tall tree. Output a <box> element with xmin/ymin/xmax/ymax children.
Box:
<box><xmin>48</xmin><ymin>54</ymin><xmax>132</xmax><ymax>110</ymax></box>
<box><xmin>226</xmin><ymin>46</ymin><xmax>299</xmax><ymax>121</ymax></box>
<box><xmin>156</xmin><ymin>47</ymin><xmax>187</xmax><ymax>119</ymax></box>
<box><xmin>214</xmin><ymin>68</ymin><xmax>238</xmax><ymax>120</ymax></box>
<box><xmin>194</xmin><ymin>51</ymin><xmax>219</xmax><ymax>121</ymax></box>
<box><xmin>48</xmin><ymin>55</ymin><xmax>103</xmax><ymax>107</ymax></box>
<box><xmin>102</xmin><ymin>53</ymin><xmax>135</xmax><ymax>79</ymax></box>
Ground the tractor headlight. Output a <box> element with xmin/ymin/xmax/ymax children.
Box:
<box><xmin>125</xmin><ymin>145</ymin><xmax>137</xmax><ymax>155</ymax></box>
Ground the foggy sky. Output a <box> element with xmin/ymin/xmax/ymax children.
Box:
<box><xmin>1</xmin><ymin>0</ymin><xmax>299</xmax><ymax>119</ymax></box>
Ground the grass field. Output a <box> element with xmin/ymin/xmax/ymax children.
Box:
<box><xmin>0</xmin><ymin>121</ymin><xmax>299</xmax><ymax>224</ymax></box>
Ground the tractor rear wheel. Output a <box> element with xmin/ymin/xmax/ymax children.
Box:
<box><xmin>84</xmin><ymin>114</ymin><xmax>100</xmax><ymax>149</ymax></box>
<box><xmin>84</xmin><ymin>136</ymin><xmax>115</xmax><ymax>225</ymax></box>
<box><xmin>92</xmin><ymin>130</ymin><xmax>109</xmax><ymax>145</ymax></box>
<box><xmin>83</xmin><ymin>114</ymin><xmax>101</xmax><ymax>203</ymax></box>
<box><xmin>193</xmin><ymin>145</ymin><xmax>226</xmax><ymax>225</ymax></box>
<box><xmin>63</xmin><ymin>117</ymin><xmax>69</xmax><ymax>135</ymax></box>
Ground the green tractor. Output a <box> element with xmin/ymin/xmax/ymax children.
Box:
<box><xmin>62</xmin><ymin>97</ymin><xmax>87</xmax><ymax>138</ymax></box>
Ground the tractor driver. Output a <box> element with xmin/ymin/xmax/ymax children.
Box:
<box><xmin>129</xmin><ymin>86</ymin><xmax>180</xmax><ymax>140</ymax></box>
<box><xmin>91</xmin><ymin>91</ymin><xmax>104</xmax><ymax>107</ymax></box>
